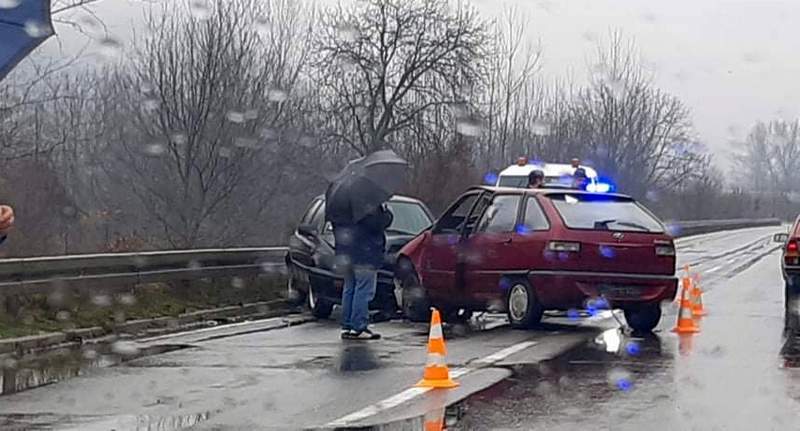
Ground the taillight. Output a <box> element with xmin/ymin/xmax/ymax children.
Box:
<box><xmin>548</xmin><ymin>241</ymin><xmax>581</xmax><ymax>252</ymax></box>
<box><xmin>654</xmin><ymin>240</ymin><xmax>675</xmax><ymax>257</ymax></box>
<box><xmin>786</xmin><ymin>240</ymin><xmax>799</xmax><ymax>266</ymax></box>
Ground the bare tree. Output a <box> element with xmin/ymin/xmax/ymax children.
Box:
<box><xmin>315</xmin><ymin>0</ymin><xmax>489</xmax><ymax>155</ymax></box>
<box><xmin>568</xmin><ymin>32</ymin><xmax>706</xmax><ymax>197</ymax></box>
<box><xmin>105</xmin><ymin>0</ymin><xmax>315</xmax><ymax>248</ymax></box>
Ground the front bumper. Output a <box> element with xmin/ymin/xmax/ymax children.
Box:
<box><xmin>527</xmin><ymin>270</ymin><xmax>678</xmax><ymax>309</ymax></box>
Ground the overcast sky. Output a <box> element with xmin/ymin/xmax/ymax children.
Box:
<box><xmin>41</xmin><ymin>0</ymin><xmax>800</xmax><ymax>169</ymax></box>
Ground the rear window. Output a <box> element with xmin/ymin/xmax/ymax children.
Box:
<box><xmin>548</xmin><ymin>194</ymin><xmax>664</xmax><ymax>233</ymax></box>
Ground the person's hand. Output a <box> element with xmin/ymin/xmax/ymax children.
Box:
<box><xmin>0</xmin><ymin>205</ymin><xmax>15</xmax><ymax>234</ymax></box>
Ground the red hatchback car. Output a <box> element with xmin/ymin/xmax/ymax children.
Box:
<box><xmin>395</xmin><ymin>186</ymin><xmax>678</xmax><ymax>332</ymax></box>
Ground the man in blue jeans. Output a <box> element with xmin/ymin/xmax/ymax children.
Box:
<box><xmin>335</xmin><ymin>204</ymin><xmax>393</xmax><ymax>340</ymax></box>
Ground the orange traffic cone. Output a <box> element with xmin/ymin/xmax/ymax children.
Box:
<box><xmin>672</xmin><ymin>277</ymin><xmax>700</xmax><ymax>334</ymax></box>
<box><xmin>416</xmin><ymin>308</ymin><xmax>459</xmax><ymax>389</ymax></box>
<box><xmin>691</xmin><ymin>274</ymin><xmax>707</xmax><ymax>317</ymax></box>
<box><xmin>423</xmin><ymin>407</ymin><xmax>446</xmax><ymax>431</ymax></box>
<box><xmin>674</xmin><ymin>265</ymin><xmax>692</xmax><ymax>304</ymax></box>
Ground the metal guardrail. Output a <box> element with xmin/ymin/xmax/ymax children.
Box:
<box><xmin>666</xmin><ymin>218</ymin><xmax>782</xmax><ymax>238</ymax></box>
<box><xmin>0</xmin><ymin>247</ymin><xmax>288</xmax><ymax>294</ymax></box>
<box><xmin>0</xmin><ymin>218</ymin><xmax>784</xmax><ymax>294</ymax></box>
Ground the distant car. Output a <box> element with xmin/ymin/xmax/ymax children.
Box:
<box><xmin>395</xmin><ymin>186</ymin><xmax>678</xmax><ymax>332</ymax></box>
<box><xmin>285</xmin><ymin>195</ymin><xmax>434</xmax><ymax>319</ymax></box>
<box><xmin>775</xmin><ymin>219</ymin><xmax>800</xmax><ymax>330</ymax></box>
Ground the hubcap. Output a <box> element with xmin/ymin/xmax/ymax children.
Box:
<box><xmin>509</xmin><ymin>285</ymin><xmax>529</xmax><ymax>321</ymax></box>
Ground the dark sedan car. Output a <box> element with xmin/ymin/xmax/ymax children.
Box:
<box><xmin>285</xmin><ymin>195</ymin><xmax>434</xmax><ymax>318</ymax></box>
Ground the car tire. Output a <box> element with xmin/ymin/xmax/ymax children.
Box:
<box><xmin>308</xmin><ymin>284</ymin><xmax>334</xmax><ymax>319</ymax></box>
<box><xmin>507</xmin><ymin>281</ymin><xmax>544</xmax><ymax>329</ymax></box>
<box><xmin>624</xmin><ymin>304</ymin><xmax>662</xmax><ymax>333</ymax></box>
<box><xmin>399</xmin><ymin>271</ymin><xmax>431</xmax><ymax>323</ymax></box>
<box><xmin>786</xmin><ymin>282</ymin><xmax>800</xmax><ymax>332</ymax></box>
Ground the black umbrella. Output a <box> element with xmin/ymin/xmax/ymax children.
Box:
<box><xmin>0</xmin><ymin>0</ymin><xmax>55</xmax><ymax>82</ymax></box>
<box><xmin>326</xmin><ymin>150</ymin><xmax>409</xmax><ymax>225</ymax></box>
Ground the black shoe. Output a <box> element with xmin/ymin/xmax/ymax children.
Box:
<box><xmin>350</xmin><ymin>329</ymin><xmax>381</xmax><ymax>340</ymax></box>
<box><xmin>341</xmin><ymin>329</ymin><xmax>355</xmax><ymax>340</ymax></box>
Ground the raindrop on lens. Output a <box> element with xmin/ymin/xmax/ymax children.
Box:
<box><xmin>119</xmin><ymin>294</ymin><xmax>136</xmax><ymax>306</ymax></box>
<box><xmin>171</xmin><ymin>133</ymin><xmax>188</xmax><ymax>145</ymax></box>
<box><xmin>143</xmin><ymin>143</ymin><xmax>166</xmax><ymax>157</ymax></box>
<box><xmin>142</xmin><ymin>98</ymin><xmax>159</xmax><ymax>112</ymax></box>
<box><xmin>267</xmin><ymin>88</ymin><xmax>289</xmax><ymax>103</ymax></box>
<box><xmin>567</xmin><ymin>308</ymin><xmax>580</xmax><ymax>320</ymax></box>
<box><xmin>189</xmin><ymin>0</ymin><xmax>211</xmax><ymax>20</ymax></box>
<box><xmin>0</xmin><ymin>0</ymin><xmax>21</xmax><ymax>8</ymax></box>
<box><xmin>24</xmin><ymin>21</ymin><xmax>49</xmax><ymax>37</ymax></box>
<box><xmin>254</xmin><ymin>17</ymin><xmax>272</xmax><ymax>36</ymax></box>
<box><xmin>92</xmin><ymin>294</ymin><xmax>112</xmax><ymax>307</ymax></box>
<box><xmin>483</xmin><ymin>172</ymin><xmax>498</xmax><ymax>185</ymax></box>
<box><xmin>626</xmin><ymin>341</ymin><xmax>641</xmax><ymax>356</ymax></box>
<box><xmin>112</xmin><ymin>341</ymin><xmax>140</xmax><ymax>356</ymax></box>
<box><xmin>231</xmin><ymin>277</ymin><xmax>245</xmax><ymax>289</ymax></box>
<box><xmin>335</xmin><ymin>23</ymin><xmax>358</xmax><ymax>43</ymax></box>
<box><xmin>226</xmin><ymin>111</ymin><xmax>246</xmax><ymax>123</ymax></box>
<box><xmin>607</xmin><ymin>368</ymin><xmax>633</xmax><ymax>391</ymax></box>
<box><xmin>531</xmin><ymin>120</ymin><xmax>551</xmax><ymax>137</ymax></box>
<box><xmin>456</xmin><ymin>118</ymin><xmax>483</xmax><ymax>137</ymax></box>
<box><xmin>244</xmin><ymin>109</ymin><xmax>259</xmax><ymax>120</ymax></box>
<box><xmin>98</xmin><ymin>37</ymin><xmax>124</xmax><ymax>58</ymax></box>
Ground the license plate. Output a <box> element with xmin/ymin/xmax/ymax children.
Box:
<box><xmin>599</xmin><ymin>285</ymin><xmax>641</xmax><ymax>298</ymax></box>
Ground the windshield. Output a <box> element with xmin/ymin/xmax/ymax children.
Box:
<box><xmin>549</xmin><ymin>194</ymin><xmax>664</xmax><ymax>233</ymax></box>
<box><xmin>386</xmin><ymin>201</ymin><xmax>432</xmax><ymax>235</ymax></box>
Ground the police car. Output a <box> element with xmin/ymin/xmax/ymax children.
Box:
<box><xmin>495</xmin><ymin>157</ymin><xmax>612</xmax><ymax>193</ymax></box>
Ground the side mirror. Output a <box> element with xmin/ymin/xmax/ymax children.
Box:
<box><xmin>774</xmin><ymin>233</ymin><xmax>789</xmax><ymax>244</ymax></box>
<box><xmin>298</xmin><ymin>224</ymin><xmax>318</xmax><ymax>237</ymax></box>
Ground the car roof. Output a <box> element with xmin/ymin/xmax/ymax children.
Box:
<box><xmin>498</xmin><ymin>163</ymin><xmax>599</xmax><ymax>179</ymax></box>
<box><xmin>466</xmin><ymin>185</ymin><xmax>632</xmax><ymax>200</ymax></box>
<box><xmin>314</xmin><ymin>194</ymin><xmax>427</xmax><ymax>205</ymax></box>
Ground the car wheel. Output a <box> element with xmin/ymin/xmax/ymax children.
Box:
<box><xmin>624</xmin><ymin>304</ymin><xmax>662</xmax><ymax>333</ymax></box>
<box><xmin>308</xmin><ymin>284</ymin><xmax>334</xmax><ymax>319</ymax></box>
<box><xmin>507</xmin><ymin>281</ymin><xmax>543</xmax><ymax>329</ymax></box>
<box><xmin>786</xmin><ymin>282</ymin><xmax>800</xmax><ymax>332</ymax></box>
<box><xmin>399</xmin><ymin>271</ymin><xmax>431</xmax><ymax>323</ymax></box>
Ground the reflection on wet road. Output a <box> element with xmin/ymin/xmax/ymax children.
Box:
<box><xmin>455</xmin><ymin>250</ymin><xmax>800</xmax><ymax>430</ymax></box>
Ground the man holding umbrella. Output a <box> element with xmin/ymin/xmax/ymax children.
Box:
<box><xmin>326</xmin><ymin>150</ymin><xmax>408</xmax><ymax>340</ymax></box>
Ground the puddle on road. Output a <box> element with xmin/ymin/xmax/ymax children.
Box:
<box><xmin>450</xmin><ymin>329</ymin><xmax>674</xmax><ymax>430</ymax></box>
<box><xmin>1</xmin><ymin>343</ymin><xmax>189</xmax><ymax>396</ymax></box>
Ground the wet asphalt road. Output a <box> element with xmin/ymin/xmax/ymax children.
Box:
<box><xmin>0</xmin><ymin>227</ymin><xmax>794</xmax><ymax>430</ymax></box>
<box><xmin>454</xmin><ymin>228</ymin><xmax>800</xmax><ymax>430</ymax></box>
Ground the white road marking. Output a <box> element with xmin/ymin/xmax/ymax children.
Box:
<box><xmin>324</xmin><ymin>340</ymin><xmax>538</xmax><ymax>428</ymax></box>
<box><xmin>707</xmin><ymin>265</ymin><xmax>723</xmax><ymax>273</ymax></box>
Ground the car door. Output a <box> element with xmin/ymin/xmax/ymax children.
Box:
<box><xmin>420</xmin><ymin>192</ymin><xmax>483</xmax><ymax>302</ymax></box>
<box><xmin>504</xmin><ymin>194</ymin><xmax>552</xmax><ymax>272</ymax></box>
<box><xmin>463</xmin><ymin>194</ymin><xmax>523</xmax><ymax>305</ymax></box>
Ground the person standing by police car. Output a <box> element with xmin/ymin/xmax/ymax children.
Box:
<box><xmin>528</xmin><ymin>170</ymin><xmax>545</xmax><ymax>188</ymax></box>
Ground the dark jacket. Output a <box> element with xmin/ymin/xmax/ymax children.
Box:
<box><xmin>334</xmin><ymin>205</ymin><xmax>393</xmax><ymax>269</ymax></box>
